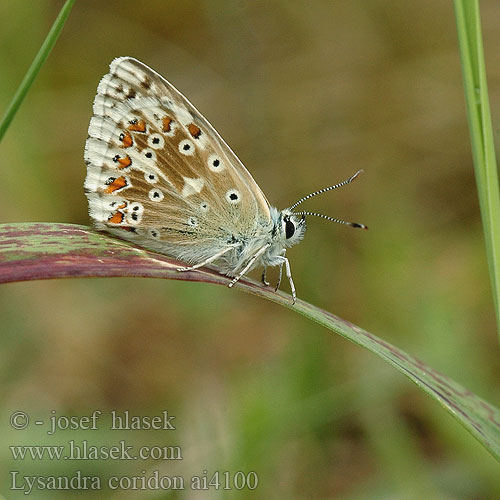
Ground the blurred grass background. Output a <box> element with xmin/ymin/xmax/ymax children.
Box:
<box><xmin>1</xmin><ymin>0</ymin><xmax>500</xmax><ymax>498</ymax></box>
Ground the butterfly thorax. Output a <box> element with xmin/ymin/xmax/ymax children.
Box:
<box><xmin>213</xmin><ymin>206</ymin><xmax>306</xmax><ymax>275</ymax></box>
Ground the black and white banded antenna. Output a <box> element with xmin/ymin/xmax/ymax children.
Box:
<box><xmin>289</xmin><ymin>169</ymin><xmax>364</xmax><ymax>211</ymax></box>
<box><xmin>290</xmin><ymin>169</ymin><xmax>367</xmax><ymax>229</ymax></box>
<box><xmin>294</xmin><ymin>211</ymin><xmax>367</xmax><ymax>230</ymax></box>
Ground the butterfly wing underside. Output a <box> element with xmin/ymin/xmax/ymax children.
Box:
<box><xmin>84</xmin><ymin>57</ymin><xmax>271</xmax><ymax>264</ymax></box>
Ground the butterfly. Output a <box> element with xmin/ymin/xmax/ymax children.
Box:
<box><xmin>84</xmin><ymin>57</ymin><xmax>366</xmax><ymax>304</ymax></box>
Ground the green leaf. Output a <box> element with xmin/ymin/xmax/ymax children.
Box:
<box><xmin>454</xmin><ymin>0</ymin><xmax>500</xmax><ymax>343</ymax></box>
<box><xmin>0</xmin><ymin>0</ymin><xmax>76</xmax><ymax>142</ymax></box>
<box><xmin>1</xmin><ymin>222</ymin><xmax>500</xmax><ymax>461</ymax></box>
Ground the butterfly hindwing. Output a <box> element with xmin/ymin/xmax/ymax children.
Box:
<box><xmin>84</xmin><ymin>57</ymin><xmax>271</xmax><ymax>262</ymax></box>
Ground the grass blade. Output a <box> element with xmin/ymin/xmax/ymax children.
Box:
<box><xmin>454</xmin><ymin>0</ymin><xmax>500</xmax><ymax>343</ymax></box>
<box><xmin>1</xmin><ymin>222</ymin><xmax>500</xmax><ymax>461</ymax></box>
<box><xmin>0</xmin><ymin>0</ymin><xmax>76</xmax><ymax>143</ymax></box>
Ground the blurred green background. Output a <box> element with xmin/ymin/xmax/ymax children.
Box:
<box><xmin>1</xmin><ymin>1</ymin><xmax>500</xmax><ymax>498</ymax></box>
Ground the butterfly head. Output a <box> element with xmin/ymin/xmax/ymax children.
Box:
<box><xmin>277</xmin><ymin>209</ymin><xmax>307</xmax><ymax>248</ymax></box>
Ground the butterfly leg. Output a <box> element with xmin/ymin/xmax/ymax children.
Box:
<box><xmin>274</xmin><ymin>249</ymin><xmax>286</xmax><ymax>292</ymax></box>
<box><xmin>275</xmin><ymin>263</ymin><xmax>283</xmax><ymax>292</ymax></box>
<box><xmin>228</xmin><ymin>243</ymin><xmax>271</xmax><ymax>288</ymax></box>
<box><xmin>282</xmin><ymin>256</ymin><xmax>296</xmax><ymax>305</ymax></box>
<box><xmin>176</xmin><ymin>245</ymin><xmax>238</xmax><ymax>272</ymax></box>
<box><xmin>261</xmin><ymin>267</ymin><xmax>270</xmax><ymax>287</ymax></box>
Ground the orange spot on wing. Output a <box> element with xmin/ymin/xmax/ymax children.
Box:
<box><xmin>117</xmin><ymin>155</ymin><xmax>132</xmax><ymax>169</ymax></box>
<box><xmin>108</xmin><ymin>211</ymin><xmax>124</xmax><ymax>224</ymax></box>
<box><xmin>162</xmin><ymin>116</ymin><xmax>173</xmax><ymax>132</ymax></box>
<box><xmin>128</xmin><ymin>120</ymin><xmax>146</xmax><ymax>132</ymax></box>
<box><xmin>120</xmin><ymin>131</ymin><xmax>133</xmax><ymax>148</ymax></box>
<box><xmin>104</xmin><ymin>176</ymin><xmax>127</xmax><ymax>193</ymax></box>
<box><xmin>188</xmin><ymin>123</ymin><xmax>202</xmax><ymax>139</ymax></box>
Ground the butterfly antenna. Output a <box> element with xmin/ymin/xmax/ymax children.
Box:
<box><xmin>294</xmin><ymin>211</ymin><xmax>368</xmax><ymax>230</ymax></box>
<box><xmin>288</xmin><ymin>169</ymin><xmax>364</xmax><ymax>211</ymax></box>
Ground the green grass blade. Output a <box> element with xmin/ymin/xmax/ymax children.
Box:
<box><xmin>1</xmin><ymin>222</ymin><xmax>500</xmax><ymax>461</ymax></box>
<box><xmin>0</xmin><ymin>0</ymin><xmax>76</xmax><ymax>143</ymax></box>
<box><xmin>454</xmin><ymin>0</ymin><xmax>500</xmax><ymax>343</ymax></box>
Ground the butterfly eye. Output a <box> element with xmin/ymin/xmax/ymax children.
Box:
<box><xmin>285</xmin><ymin>218</ymin><xmax>296</xmax><ymax>239</ymax></box>
<box><xmin>144</xmin><ymin>172</ymin><xmax>158</xmax><ymax>184</ymax></box>
<box><xmin>178</xmin><ymin>139</ymin><xmax>195</xmax><ymax>156</ymax></box>
<box><xmin>148</xmin><ymin>134</ymin><xmax>165</xmax><ymax>149</ymax></box>
<box><xmin>226</xmin><ymin>189</ymin><xmax>240</xmax><ymax>204</ymax></box>
<box><xmin>142</xmin><ymin>148</ymin><xmax>156</xmax><ymax>161</ymax></box>
<box><xmin>208</xmin><ymin>154</ymin><xmax>225</xmax><ymax>172</ymax></box>
<box><xmin>149</xmin><ymin>188</ymin><xmax>164</xmax><ymax>201</ymax></box>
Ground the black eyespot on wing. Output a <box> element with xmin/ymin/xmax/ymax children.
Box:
<box><xmin>225</xmin><ymin>189</ymin><xmax>240</xmax><ymax>204</ymax></box>
<box><xmin>285</xmin><ymin>219</ymin><xmax>295</xmax><ymax>239</ymax></box>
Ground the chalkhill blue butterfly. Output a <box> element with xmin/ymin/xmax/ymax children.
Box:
<box><xmin>84</xmin><ymin>57</ymin><xmax>366</xmax><ymax>303</ymax></box>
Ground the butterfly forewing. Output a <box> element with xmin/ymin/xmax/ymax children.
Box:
<box><xmin>85</xmin><ymin>57</ymin><xmax>271</xmax><ymax>262</ymax></box>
